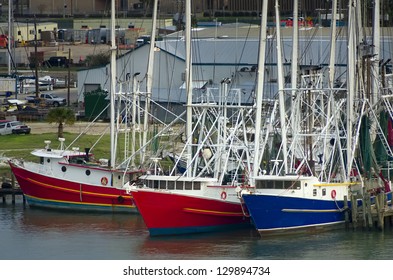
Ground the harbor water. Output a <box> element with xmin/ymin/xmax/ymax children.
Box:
<box><xmin>1</xmin><ymin>196</ymin><xmax>393</xmax><ymax>260</ymax></box>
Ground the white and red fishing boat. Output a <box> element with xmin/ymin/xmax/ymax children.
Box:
<box><xmin>9</xmin><ymin>140</ymin><xmax>143</xmax><ymax>212</ymax></box>
<box><xmin>126</xmin><ymin>0</ymin><xmax>271</xmax><ymax>236</ymax></box>
<box><xmin>9</xmin><ymin>0</ymin><xmax>146</xmax><ymax>213</ymax></box>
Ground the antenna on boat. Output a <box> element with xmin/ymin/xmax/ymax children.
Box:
<box><xmin>58</xmin><ymin>138</ymin><xmax>65</xmax><ymax>150</ymax></box>
<box><xmin>44</xmin><ymin>140</ymin><xmax>51</xmax><ymax>151</ymax></box>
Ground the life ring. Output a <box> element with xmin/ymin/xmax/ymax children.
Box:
<box><xmin>221</xmin><ymin>191</ymin><xmax>227</xmax><ymax>200</ymax></box>
<box><xmin>101</xmin><ymin>177</ymin><xmax>108</xmax><ymax>186</ymax></box>
<box><xmin>331</xmin><ymin>190</ymin><xmax>336</xmax><ymax>199</ymax></box>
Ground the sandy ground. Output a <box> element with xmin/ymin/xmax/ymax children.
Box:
<box><xmin>27</xmin><ymin>121</ymin><xmax>111</xmax><ymax>135</ymax></box>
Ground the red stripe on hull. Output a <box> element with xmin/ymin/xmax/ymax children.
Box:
<box><xmin>10</xmin><ymin>163</ymin><xmax>134</xmax><ymax>210</ymax></box>
<box><xmin>131</xmin><ymin>189</ymin><xmax>249</xmax><ymax>230</ymax></box>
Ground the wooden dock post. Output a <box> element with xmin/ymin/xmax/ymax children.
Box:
<box><xmin>350</xmin><ymin>193</ymin><xmax>358</xmax><ymax>229</ymax></box>
<box><xmin>344</xmin><ymin>195</ymin><xmax>349</xmax><ymax>228</ymax></box>
<box><xmin>1</xmin><ymin>174</ymin><xmax>24</xmax><ymax>204</ymax></box>
<box><xmin>11</xmin><ymin>173</ymin><xmax>15</xmax><ymax>204</ymax></box>
<box><xmin>364</xmin><ymin>193</ymin><xmax>374</xmax><ymax>229</ymax></box>
<box><xmin>1</xmin><ymin>175</ymin><xmax>6</xmax><ymax>203</ymax></box>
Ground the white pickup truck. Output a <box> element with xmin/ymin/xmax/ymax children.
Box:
<box><xmin>25</xmin><ymin>93</ymin><xmax>66</xmax><ymax>107</ymax></box>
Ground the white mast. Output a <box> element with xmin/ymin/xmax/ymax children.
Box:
<box><xmin>328</xmin><ymin>0</ymin><xmax>338</xmax><ymax>88</ymax></box>
<box><xmin>141</xmin><ymin>0</ymin><xmax>158</xmax><ymax>164</ymax></box>
<box><xmin>252</xmin><ymin>0</ymin><xmax>269</xmax><ymax>178</ymax></box>
<box><xmin>290</xmin><ymin>0</ymin><xmax>299</xmax><ymax>169</ymax></box>
<box><xmin>185</xmin><ymin>0</ymin><xmax>193</xmax><ymax>177</ymax></box>
<box><xmin>109</xmin><ymin>0</ymin><xmax>116</xmax><ymax>169</ymax></box>
<box><xmin>7</xmin><ymin>0</ymin><xmax>12</xmax><ymax>75</ymax></box>
<box><xmin>275</xmin><ymin>0</ymin><xmax>288</xmax><ymax>174</ymax></box>
<box><xmin>346</xmin><ymin>0</ymin><xmax>357</xmax><ymax>178</ymax></box>
<box><xmin>372</xmin><ymin>0</ymin><xmax>380</xmax><ymax>106</ymax></box>
<box><xmin>291</xmin><ymin>0</ymin><xmax>298</xmax><ymax>94</ymax></box>
<box><xmin>324</xmin><ymin>0</ymin><xmax>338</xmax><ymax>180</ymax></box>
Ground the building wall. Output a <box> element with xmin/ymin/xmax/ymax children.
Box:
<box><xmin>73</xmin><ymin>18</ymin><xmax>173</xmax><ymax>32</ymax></box>
<box><xmin>25</xmin><ymin>0</ymin><xmax>348</xmax><ymax>17</ymax></box>
<box><xmin>0</xmin><ymin>22</ymin><xmax>58</xmax><ymax>42</ymax></box>
<box><xmin>27</xmin><ymin>0</ymin><xmax>110</xmax><ymax>15</ymax></box>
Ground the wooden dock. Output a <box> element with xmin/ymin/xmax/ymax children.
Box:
<box><xmin>1</xmin><ymin>175</ymin><xmax>25</xmax><ymax>205</ymax></box>
<box><xmin>348</xmin><ymin>191</ymin><xmax>393</xmax><ymax>231</ymax></box>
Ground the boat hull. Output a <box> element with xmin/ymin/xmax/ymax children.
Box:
<box><xmin>131</xmin><ymin>189</ymin><xmax>251</xmax><ymax>236</ymax></box>
<box><xmin>10</xmin><ymin>162</ymin><xmax>137</xmax><ymax>213</ymax></box>
<box><xmin>242</xmin><ymin>193</ymin><xmax>347</xmax><ymax>236</ymax></box>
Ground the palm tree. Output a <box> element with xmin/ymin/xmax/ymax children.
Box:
<box><xmin>46</xmin><ymin>107</ymin><xmax>76</xmax><ymax>138</ymax></box>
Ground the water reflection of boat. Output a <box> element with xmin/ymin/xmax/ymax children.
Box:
<box><xmin>20</xmin><ymin>207</ymin><xmax>147</xmax><ymax>234</ymax></box>
<box><xmin>138</xmin><ymin>228</ymin><xmax>259</xmax><ymax>260</ymax></box>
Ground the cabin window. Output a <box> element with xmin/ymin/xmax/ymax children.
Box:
<box><xmin>256</xmin><ymin>180</ymin><xmax>301</xmax><ymax>189</ymax></box>
<box><xmin>322</xmin><ymin>188</ymin><xmax>326</xmax><ymax>196</ymax></box>
<box><xmin>18</xmin><ymin>31</ymin><xmax>21</xmax><ymax>35</ymax></box>
<box><xmin>255</xmin><ymin>180</ymin><xmax>266</xmax><ymax>189</ymax></box>
<box><xmin>100</xmin><ymin>25</ymin><xmax>106</xmax><ymax>28</ymax></box>
<box><xmin>284</xmin><ymin>181</ymin><xmax>292</xmax><ymax>189</ymax></box>
<box><xmin>61</xmin><ymin>166</ymin><xmax>67</xmax><ymax>172</ymax></box>
<box><xmin>167</xmin><ymin>181</ymin><xmax>175</xmax><ymax>190</ymax></box>
<box><xmin>40</xmin><ymin>157</ymin><xmax>44</xmax><ymax>164</ymax></box>
<box><xmin>47</xmin><ymin>159</ymin><xmax>50</xmax><ymax>163</ymax></box>
<box><xmin>165</xmin><ymin>181</ymin><xmax>174</xmax><ymax>190</ymax></box>
<box><xmin>85</xmin><ymin>170</ymin><xmax>91</xmax><ymax>176</ymax></box>
<box><xmin>284</xmin><ymin>181</ymin><xmax>301</xmax><ymax>189</ymax></box>
<box><xmin>175</xmin><ymin>181</ymin><xmax>182</xmax><ymax>190</ymax></box>
<box><xmin>255</xmin><ymin>180</ymin><xmax>264</xmax><ymax>189</ymax></box>
<box><xmin>159</xmin><ymin>181</ymin><xmax>166</xmax><ymax>189</ymax></box>
<box><xmin>313</xmin><ymin>189</ymin><xmax>317</xmax><ymax>196</ymax></box>
<box><xmin>118</xmin><ymin>175</ymin><xmax>121</xmax><ymax>180</ymax></box>
<box><xmin>193</xmin><ymin>182</ymin><xmax>201</xmax><ymax>190</ymax></box>
<box><xmin>185</xmin><ymin>182</ymin><xmax>192</xmax><ymax>190</ymax></box>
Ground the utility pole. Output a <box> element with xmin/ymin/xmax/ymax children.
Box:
<box><xmin>34</xmin><ymin>16</ymin><xmax>39</xmax><ymax>97</ymax></box>
<box><xmin>7</xmin><ymin>0</ymin><xmax>11</xmax><ymax>75</ymax></box>
<box><xmin>67</xmin><ymin>48</ymin><xmax>71</xmax><ymax>106</ymax></box>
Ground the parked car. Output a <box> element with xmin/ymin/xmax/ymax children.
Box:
<box><xmin>0</xmin><ymin>120</ymin><xmax>31</xmax><ymax>135</ymax></box>
<box><xmin>44</xmin><ymin>56</ymin><xmax>69</xmax><ymax>67</ymax></box>
<box><xmin>10</xmin><ymin>121</ymin><xmax>31</xmax><ymax>134</ymax></box>
<box><xmin>25</xmin><ymin>93</ymin><xmax>66</xmax><ymax>107</ymax></box>
<box><xmin>0</xmin><ymin>120</ymin><xmax>11</xmax><ymax>135</ymax></box>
